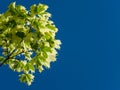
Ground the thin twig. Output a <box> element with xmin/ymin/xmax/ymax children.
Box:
<box><xmin>0</xmin><ymin>39</ymin><xmax>23</xmax><ymax>67</ymax></box>
<box><xmin>0</xmin><ymin>48</ymin><xmax>15</xmax><ymax>67</ymax></box>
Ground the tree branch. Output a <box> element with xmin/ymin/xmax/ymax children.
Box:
<box><xmin>0</xmin><ymin>48</ymin><xmax>15</xmax><ymax>67</ymax></box>
<box><xmin>0</xmin><ymin>39</ymin><xmax>23</xmax><ymax>67</ymax></box>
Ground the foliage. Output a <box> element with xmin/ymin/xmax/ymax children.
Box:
<box><xmin>0</xmin><ymin>2</ymin><xmax>61</xmax><ymax>86</ymax></box>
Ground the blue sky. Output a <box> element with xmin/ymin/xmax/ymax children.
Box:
<box><xmin>1</xmin><ymin>0</ymin><xmax>120</xmax><ymax>90</ymax></box>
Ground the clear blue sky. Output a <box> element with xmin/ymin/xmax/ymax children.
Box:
<box><xmin>0</xmin><ymin>0</ymin><xmax>120</xmax><ymax>90</ymax></box>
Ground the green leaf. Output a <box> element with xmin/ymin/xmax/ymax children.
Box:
<box><xmin>46</xmin><ymin>24</ymin><xmax>57</xmax><ymax>31</ymax></box>
<box><xmin>37</xmin><ymin>66</ymin><xmax>43</xmax><ymax>72</ymax></box>
<box><xmin>19</xmin><ymin>73</ymin><xmax>34</xmax><ymax>86</ymax></box>
<box><xmin>9</xmin><ymin>60</ymin><xmax>24</xmax><ymax>72</ymax></box>
<box><xmin>30</xmin><ymin>42</ymin><xmax>38</xmax><ymax>50</ymax></box>
<box><xmin>37</xmin><ymin>4</ymin><xmax>48</xmax><ymax>13</ymax></box>
<box><xmin>16</xmin><ymin>31</ymin><xmax>26</xmax><ymax>39</ymax></box>
<box><xmin>0</xmin><ymin>57</ymin><xmax>4</xmax><ymax>63</ymax></box>
<box><xmin>8</xmin><ymin>2</ymin><xmax>17</xmax><ymax>15</ymax></box>
<box><xmin>30</xmin><ymin>4</ymin><xmax>37</xmax><ymax>15</ymax></box>
<box><xmin>26</xmin><ymin>62</ymin><xmax>35</xmax><ymax>73</ymax></box>
<box><xmin>42</xmin><ymin>52</ymin><xmax>48</xmax><ymax>58</ymax></box>
<box><xmin>42</xmin><ymin>46</ymin><xmax>52</xmax><ymax>52</ymax></box>
<box><xmin>5</xmin><ymin>19</ymin><xmax>16</xmax><ymax>28</ymax></box>
<box><xmin>44</xmin><ymin>32</ymin><xmax>51</xmax><ymax>40</ymax></box>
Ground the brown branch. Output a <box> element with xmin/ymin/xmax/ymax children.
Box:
<box><xmin>0</xmin><ymin>48</ymin><xmax>16</xmax><ymax>67</ymax></box>
<box><xmin>10</xmin><ymin>50</ymin><xmax>24</xmax><ymax>59</ymax></box>
<box><xmin>0</xmin><ymin>39</ymin><xmax>23</xmax><ymax>67</ymax></box>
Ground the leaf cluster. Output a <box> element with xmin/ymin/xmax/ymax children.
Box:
<box><xmin>0</xmin><ymin>2</ymin><xmax>61</xmax><ymax>85</ymax></box>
